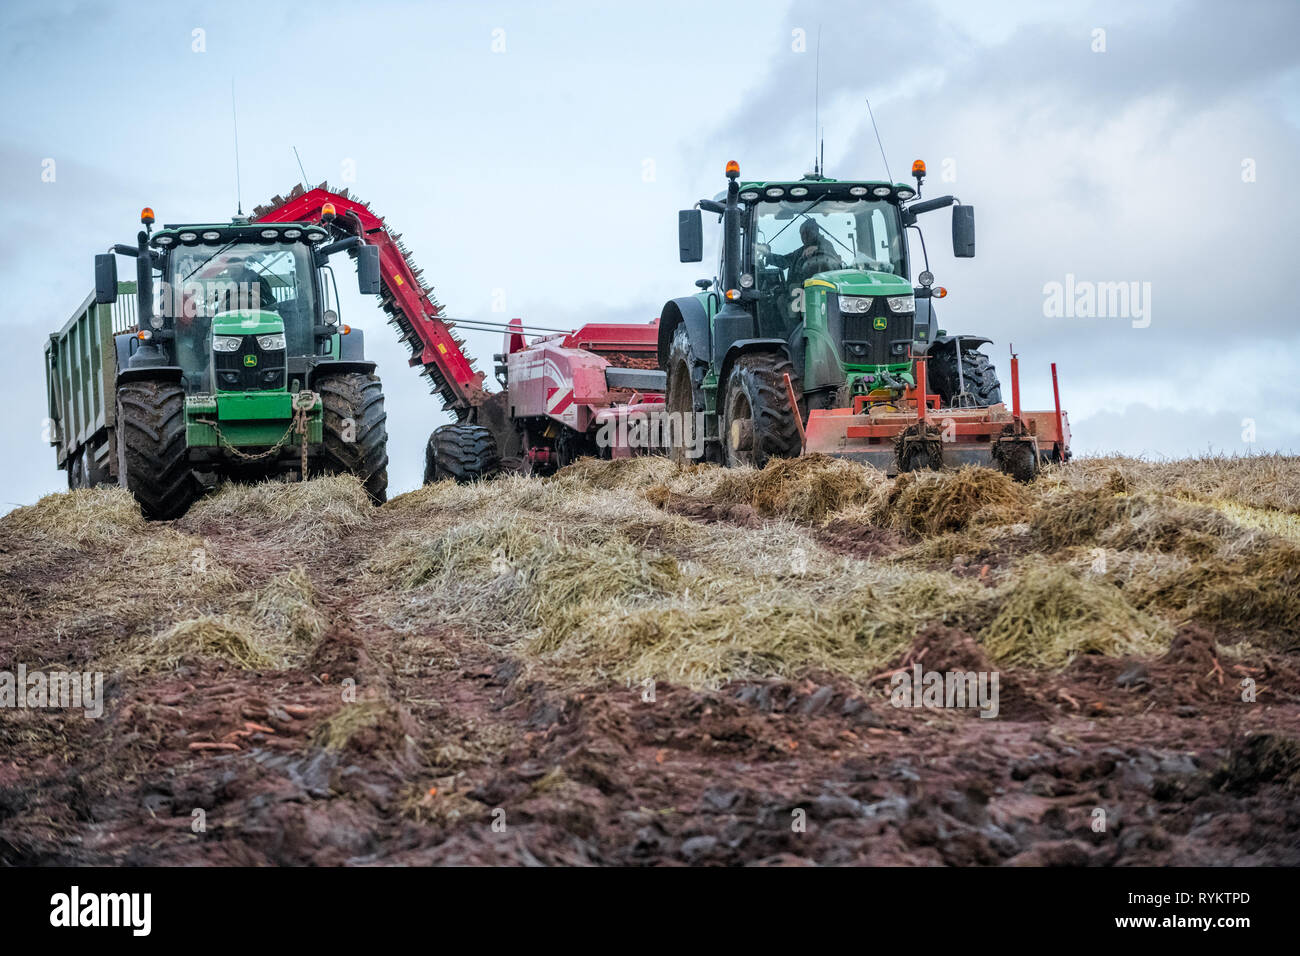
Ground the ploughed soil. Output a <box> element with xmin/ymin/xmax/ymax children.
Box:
<box><xmin>1</xmin><ymin>472</ymin><xmax>1298</xmax><ymax>866</ymax></box>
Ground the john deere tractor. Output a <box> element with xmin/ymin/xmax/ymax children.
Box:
<box><xmin>57</xmin><ymin>207</ymin><xmax>390</xmax><ymax>518</ymax></box>
<box><xmin>659</xmin><ymin>160</ymin><xmax>1002</xmax><ymax>467</ymax></box>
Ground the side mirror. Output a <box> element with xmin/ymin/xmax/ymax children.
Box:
<box><xmin>678</xmin><ymin>209</ymin><xmax>703</xmax><ymax>263</ymax></box>
<box><xmin>952</xmin><ymin>205</ymin><xmax>975</xmax><ymax>258</ymax></box>
<box><xmin>357</xmin><ymin>244</ymin><xmax>381</xmax><ymax>295</ymax></box>
<box><xmin>94</xmin><ymin>254</ymin><xmax>118</xmax><ymax>304</ymax></box>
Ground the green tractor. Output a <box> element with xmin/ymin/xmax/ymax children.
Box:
<box><xmin>62</xmin><ymin>207</ymin><xmax>389</xmax><ymax>518</ymax></box>
<box><xmin>659</xmin><ymin>160</ymin><xmax>1004</xmax><ymax>468</ymax></box>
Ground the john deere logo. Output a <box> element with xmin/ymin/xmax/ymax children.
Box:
<box><xmin>873</xmin><ymin>316</ymin><xmax>888</xmax><ymax>331</ymax></box>
<box><xmin>243</xmin><ymin>354</ymin><xmax>258</xmax><ymax>367</ymax></box>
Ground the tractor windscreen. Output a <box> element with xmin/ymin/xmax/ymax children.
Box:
<box><xmin>753</xmin><ymin>197</ymin><xmax>905</xmax><ymax>281</ymax></box>
<box><xmin>166</xmin><ymin>242</ymin><xmax>317</xmax><ymax>388</ymax></box>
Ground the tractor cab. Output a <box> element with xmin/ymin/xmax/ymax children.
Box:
<box><xmin>671</xmin><ymin>163</ymin><xmax>979</xmax><ymax>412</ymax></box>
<box><xmin>736</xmin><ymin>177</ymin><xmax>919</xmax><ymax>398</ymax></box>
<box><xmin>148</xmin><ymin>222</ymin><xmax>337</xmax><ymax>394</ymax></box>
<box><xmin>94</xmin><ymin>209</ymin><xmax>381</xmax><ymax>398</ymax></box>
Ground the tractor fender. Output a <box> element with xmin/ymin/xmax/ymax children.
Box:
<box><xmin>657</xmin><ymin>296</ymin><xmax>711</xmax><ymax>369</ymax></box>
<box><xmin>309</xmin><ymin>359</ymin><xmax>378</xmax><ymax>387</ymax></box>
<box><xmin>117</xmin><ymin>364</ymin><xmax>183</xmax><ymax>386</ymax></box>
<box><xmin>929</xmin><ymin>334</ymin><xmax>993</xmax><ymax>354</ymax></box>
<box><xmin>718</xmin><ymin>339</ymin><xmax>792</xmax><ymax>393</ymax></box>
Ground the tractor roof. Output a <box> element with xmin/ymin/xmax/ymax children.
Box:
<box><xmin>149</xmin><ymin>221</ymin><xmax>331</xmax><ymax>249</ymax></box>
<box><xmin>716</xmin><ymin>178</ymin><xmax>918</xmax><ymax>204</ymax></box>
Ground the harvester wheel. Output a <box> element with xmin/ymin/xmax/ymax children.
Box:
<box><xmin>721</xmin><ymin>352</ymin><xmax>802</xmax><ymax>468</ymax></box>
<box><xmin>665</xmin><ymin>325</ymin><xmax>708</xmax><ymax>463</ymax></box>
<box><xmin>116</xmin><ymin>379</ymin><xmax>198</xmax><ymax>520</ymax></box>
<box><xmin>318</xmin><ymin>372</ymin><xmax>389</xmax><ymax>503</ymax></box>
<box><xmin>930</xmin><ymin>346</ymin><xmax>1002</xmax><ymax>407</ymax></box>
<box><xmin>998</xmin><ymin>441</ymin><xmax>1039</xmax><ymax>482</ymax></box>
<box><xmin>424</xmin><ymin>423</ymin><xmax>499</xmax><ymax>483</ymax></box>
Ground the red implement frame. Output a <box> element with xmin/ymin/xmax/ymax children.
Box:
<box><xmin>252</xmin><ymin>184</ymin><xmax>486</xmax><ymax>417</ymax></box>
<box><xmin>803</xmin><ymin>351</ymin><xmax>1071</xmax><ymax>474</ymax></box>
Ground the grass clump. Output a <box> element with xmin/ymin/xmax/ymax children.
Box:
<box><xmin>982</xmin><ymin>562</ymin><xmax>1172</xmax><ymax>668</ymax></box>
<box><xmin>367</xmin><ymin>517</ymin><xmax>682</xmax><ymax>639</ymax></box>
<box><xmin>1039</xmin><ymin>454</ymin><xmax>1300</xmax><ymax>515</ymax></box>
<box><xmin>1130</xmin><ymin>537</ymin><xmax>1300</xmax><ymax>646</ymax></box>
<box><xmin>184</xmin><ymin>474</ymin><xmax>372</xmax><ymax>546</ymax></box>
<box><xmin>104</xmin><ymin>568</ymin><xmax>327</xmax><ymax>674</ymax></box>
<box><xmin>127</xmin><ymin>615</ymin><xmax>282</xmax><ymax>671</ymax></box>
<box><xmin>880</xmin><ymin>467</ymin><xmax>1029</xmax><ymax>536</ymax></box>
<box><xmin>251</xmin><ymin>567</ymin><xmax>329</xmax><ymax>645</ymax></box>
<box><xmin>0</xmin><ymin>486</ymin><xmax>145</xmax><ymax>547</ymax></box>
<box><xmin>1031</xmin><ymin>488</ymin><xmax>1234</xmax><ymax>554</ymax></box>
<box><xmin>709</xmin><ymin>454</ymin><xmax>884</xmax><ymax>522</ymax></box>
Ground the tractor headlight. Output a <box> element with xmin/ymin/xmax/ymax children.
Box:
<box><xmin>212</xmin><ymin>335</ymin><xmax>242</xmax><ymax>352</ymax></box>
<box><xmin>887</xmin><ymin>295</ymin><xmax>916</xmax><ymax>314</ymax></box>
<box><xmin>256</xmin><ymin>333</ymin><xmax>286</xmax><ymax>351</ymax></box>
<box><xmin>839</xmin><ymin>296</ymin><xmax>873</xmax><ymax>314</ymax></box>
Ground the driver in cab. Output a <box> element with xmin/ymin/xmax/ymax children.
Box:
<box><xmin>761</xmin><ymin>218</ymin><xmax>842</xmax><ymax>317</ymax></box>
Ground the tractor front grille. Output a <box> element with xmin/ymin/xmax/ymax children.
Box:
<box><xmin>214</xmin><ymin>335</ymin><xmax>286</xmax><ymax>391</ymax></box>
<box><xmin>834</xmin><ymin>295</ymin><xmax>915</xmax><ymax>366</ymax></box>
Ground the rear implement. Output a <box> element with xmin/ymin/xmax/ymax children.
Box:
<box><xmin>803</xmin><ymin>350</ymin><xmax>1070</xmax><ymax>478</ymax></box>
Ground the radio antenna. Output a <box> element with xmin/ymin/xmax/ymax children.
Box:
<box><xmin>813</xmin><ymin>26</ymin><xmax>822</xmax><ymax>175</ymax></box>
<box><xmin>293</xmin><ymin>146</ymin><xmax>310</xmax><ymax>186</ymax></box>
<box><xmin>865</xmin><ymin>96</ymin><xmax>893</xmax><ymax>184</ymax></box>
<box><xmin>231</xmin><ymin>79</ymin><xmax>244</xmax><ymax>216</ymax></box>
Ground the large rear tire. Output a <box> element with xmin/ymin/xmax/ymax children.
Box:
<box><xmin>664</xmin><ymin>324</ymin><xmax>708</xmax><ymax>463</ymax></box>
<box><xmin>929</xmin><ymin>345</ymin><xmax>1002</xmax><ymax>407</ymax></box>
<box><xmin>317</xmin><ymin>372</ymin><xmax>389</xmax><ymax>503</ymax></box>
<box><xmin>424</xmin><ymin>423</ymin><xmax>499</xmax><ymax>483</ymax></box>
<box><xmin>116</xmin><ymin>379</ymin><xmax>198</xmax><ymax>520</ymax></box>
<box><xmin>720</xmin><ymin>352</ymin><xmax>802</xmax><ymax>468</ymax></box>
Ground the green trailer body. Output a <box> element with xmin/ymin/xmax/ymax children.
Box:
<box><xmin>43</xmin><ymin>281</ymin><xmax>139</xmax><ymax>486</ymax></box>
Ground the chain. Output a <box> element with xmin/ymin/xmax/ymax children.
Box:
<box><xmin>194</xmin><ymin>391</ymin><xmax>318</xmax><ymax>480</ymax></box>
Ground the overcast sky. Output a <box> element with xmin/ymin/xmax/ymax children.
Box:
<box><xmin>2</xmin><ymin>0</ymin><xmax>1297</xmax><ymax>511</ymax></box>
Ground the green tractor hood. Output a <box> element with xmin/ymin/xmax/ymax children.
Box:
<box><xmin>807</xmin><ymin>268</ymin><xmax>913</xmax><ymax>297</ymax></box>
<box><xmin>801</xmin><ymin>268</ymin><xmax>917</xmax><ymax>394</ymax></box>
<box><xmin>211</xmin><ymin>310</ymin><xmax>284</xmax><ymax>336</ymax></box>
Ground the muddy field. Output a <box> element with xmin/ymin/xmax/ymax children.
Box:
<box><xmin>1</xmin><ymin>455</ymin><xmax>1298</xmax><ymax>865</ymax></box>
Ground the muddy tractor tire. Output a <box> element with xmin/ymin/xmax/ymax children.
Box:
<box><xmin>929</xmin><ymin>345</ymin><xmax>1003</xmax><ymax>408</ymax></box>
<box><xmin>720</xmin><ymin>351</ymin><xmax>803</xmax><ymax>469</ymax></box>
<box><xmin>317</xmin><ymin>371</ymin><xmax>389</xmax><ymax>503</ymax></box>
<box><xmin>998</xmin><ymin>441</ymin><xmax>1039</xmax><ymax>483</ymax></box>
<box><xmin>116</xmin><ymin>379</ymin><xmax>199</xmax><ymax>520</ymax></box>
<box><xmin>424</xmin><ymin>423</ymin><xmax>499</xmax><ymax>484</ymax></box>
<box><xmin>664</xmin><ymin>324</ymin><xmax>709</xmax><ymax>463</ymax></box>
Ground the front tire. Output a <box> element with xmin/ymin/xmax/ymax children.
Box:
<box><xmin>424</xmin><ymin>423</ymin><xmax>499</xmax><ymax>483</ymax></box>
<box><xmin>317</xmin><ymin>372</ymin><xmax>389</xmax><ymax>503</ymax></box>
<box><xmin>720</xmin><ymin>352</ymin><xmax>802</xmax><ymax>468</ymax></box>
<box><xmin>929</xmin><ymin>345</ymin><xmax>1002</xmax><ymax>407</ymax></box>
<box><xmin>116</xmin><ymin>379</ymin><xmax>198</xmax><ymax>520</ymax></box>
